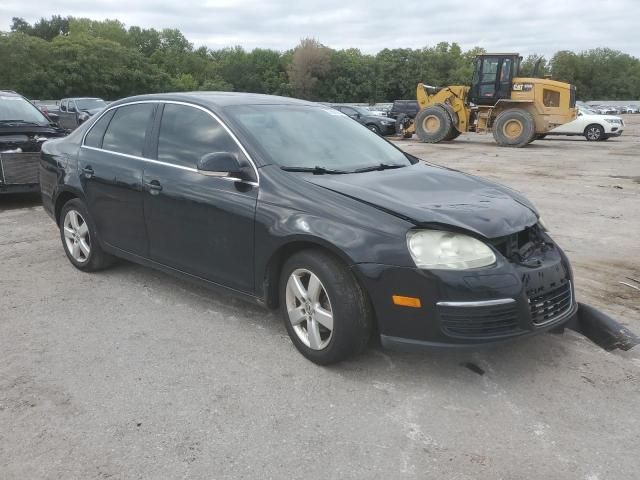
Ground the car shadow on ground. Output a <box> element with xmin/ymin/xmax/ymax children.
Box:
<box><xmin>0</xmin><ymin>193</ymin><xmax>42</xmax><ymax>211</ymax></box>
<box><xmin>96</xmin><ymin>258</ymin><xmax>595</xmax><ymax>386</ymax></box>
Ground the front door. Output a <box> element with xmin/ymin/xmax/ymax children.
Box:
<box><xmin>142</xmin><ymin>103</ymin><xmax>258</xmax><ymax>293</ymax></box>
<box><xmin>79</xmin><ymin>103</ymin><xmax>156</xmax><ymax>256</ymax></box>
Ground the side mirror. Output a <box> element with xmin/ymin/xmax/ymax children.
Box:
<box><xmin>197</xmin><ymin>152</ymin><xmax>242</xmax><ymax>178</ymax></box>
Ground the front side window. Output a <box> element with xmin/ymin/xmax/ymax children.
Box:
<box><xmin>157</xmin><ymin>103</ymin><xmax>242</xmax><ymax>168</ymax></box>
<box><xmin>102</xmin><ymin>104</ymin><xmax>155</xmax><ymax>157</ymax></box>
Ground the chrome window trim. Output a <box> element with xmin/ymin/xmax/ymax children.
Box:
<box><xmin>436</xmin><ymin>298</ymin><xmax>516</xmax><ymax>308</ymax></box>
<box><xmin>80</xmin><ymin>99</ymin><xmax>260</xmax><ymax>185</ymax></box>
<box><xmin>81</xmin><ymin>145</ymin><xmax>259</xmax><ymax>187</ymax></box>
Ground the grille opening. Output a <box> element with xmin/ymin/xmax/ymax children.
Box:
<box><xmin>528</xmin><ymin>282</ymin><xmax>572</xmax><ymax>325</ymax></box>
<box><xmin>439</xmin><ymin>303</ymin><xmax>521</xmax><ymax>339</ymax></box>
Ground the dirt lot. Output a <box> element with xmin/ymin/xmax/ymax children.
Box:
<box><xmin>1</xmin><ymin>116</ymin><xmax>639</xmax><ymax>479</ymax></box>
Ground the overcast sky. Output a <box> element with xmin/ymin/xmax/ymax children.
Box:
<box><xmin>1</xmin><ymin>0</ymin><xmax>639</xmax><ymax>57</ymax></box>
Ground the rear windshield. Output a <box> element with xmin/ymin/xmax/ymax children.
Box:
<box><xmin>0</xmin><ymin>95</ymin><xmax>50</xmax><ymax>125</ymax></box>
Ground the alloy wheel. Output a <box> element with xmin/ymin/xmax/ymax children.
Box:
<box><xmin>285</xmin><ymin>268</ymin><xmax>334</xmax><ymax>350</ymax></box>
<box><xmin>63</xmin><ymin>210</ymin><xmax>91</xmax><ymax>263</ymax></box>
<box><xmin>587</xmin><ymin>126</ymin><xmax>601</xmax><ymax>140</ymax></box>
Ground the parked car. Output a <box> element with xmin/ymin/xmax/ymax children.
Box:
<box><xmin>329</xmin><ymin>104</ymin><xmax>396</xmax><ymax>135</ymax></box>
<box><xmin>595</xmin><ymin>106</ymin><xmax>619</xmax><ymax>115</ymax></box>
<box><xmin>546</xmin><ymin>107</ymin><xmax>623</xmax><ymax>141</ymax></box>
<box><xmin>0</xmin><ymin>90</ymin><xmax>66</xmax><ymax>194</ymax></box>
<box><xmin>621</xmin><ymin>105</ymin><xmax>640</xmax><ymax>114</ymax></box>
<box><xmin>41</xmin><ymin>92</ymin><xmax>577</xmax><ymax>364</ymax></box>
<box><xmin>32</xmin><ymin>100</ymin><xmax>60</xmax><ymax>122</ymax></box>
<box><xmin>388</xmin><ymin>100</ymin><xmax>420</xmax><ymax>120</ymax></box>
<box><xmin>57</xmin><ymin>97</ymin><xmax>107</xmax><ymax>131</ymax></box>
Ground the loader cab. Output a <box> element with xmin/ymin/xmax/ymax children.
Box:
<box><xmin>470</xmin><ymin>54</ymin><xmax>522</xmax><ymax>106</ymax></box>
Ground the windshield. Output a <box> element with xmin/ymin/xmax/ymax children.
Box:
<box><xmin>351</xmin><ymin>106</ymin><xmax>371</xmax><ymax>116</ymax></box>
<box><xmin>0</xmin><ymin>95</ymin><xmax>50</xmax><ymax>125</ymax></box>
<box><xmin>226</xmin><ymin>104</ymin><xmax>411</xmax><ymax>171</ymax></box>
<box><xmin>76</xmin><ymin>99</ymin><xmax>107</xmax><ymax>111</ymax></box>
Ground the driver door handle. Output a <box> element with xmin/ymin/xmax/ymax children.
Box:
<box><xmin>144</xmin><ymin>180</ymin><xmax>163</xmax><ymax>195</ymax></box>
<box><xmin>81</xmin><ymin>166</ymin><xmax>94</xmax><ymax>178</ymax></box>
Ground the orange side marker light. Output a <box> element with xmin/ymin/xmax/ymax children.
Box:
<box><xmin>392</xmin><ymin>295</ymin><xmax>422</xmax><ymax>308</ymax></box>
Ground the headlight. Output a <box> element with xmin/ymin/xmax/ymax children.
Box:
<box><xmin>406</xmin><ymin>230</ymin><xmax>496</xmax><ymax>270</ymax></box>
<box><xmin>604</xmin><ymin>119</ymin><xmax>619</xmax><ymax>124</ymax></box>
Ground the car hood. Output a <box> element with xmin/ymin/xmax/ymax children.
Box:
<box><xmin>303</xmin><ymin>162</ymin><xmax>539</xmax><ymax>239</ymax></box>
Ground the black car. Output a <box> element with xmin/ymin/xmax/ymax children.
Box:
<box><xmin>0</xmin><ymin>90</ymin><xmax>66</xmax><ymax>194</ymax></box>
<box><xmin>389</xmin><ymin>99</ymin><xmax>420</xmax><ymax>120</ymax></box>
<box><xmin>40</xmin><ymin>92</ymin><xmax>577</xmax><ymax>365</ymax></box>
<box><xmin>57</xmin><ymin>97</ymin><xmax>108</xmax><ymax>131</ymax></box>
<box><xmin>329</xmin><ymin>105</ymin><xmax>397</xmax><ymax>135</ymax></box>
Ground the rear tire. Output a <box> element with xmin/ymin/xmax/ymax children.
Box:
<box><xmin>59</xmin><ymin>199</ymin><xmax>114</xmax><ymax>272</ymax></box>
<box><xmin>492</xmin><ymin>109</ymin><xmax>536</xmax><ymax>147</ymax></box>
<box><xmin>279</xmin><ymin>250</ymin><xmax>372</xmax><ymax>365</ymax></box>
<box><xmin>415</xmin><ymin>105</ymin><xmax>452</xmax><ymax>143</ymax></box>
<box><xmin>584</xmin><ymin>124</ymin><xmax>604</xmax><ymax>141</ymax></box>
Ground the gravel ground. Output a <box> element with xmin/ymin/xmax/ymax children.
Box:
<box><xmin>1</xmin><ymin>116</ymin><xmax>639</xmax><ymax>480</ymax></box>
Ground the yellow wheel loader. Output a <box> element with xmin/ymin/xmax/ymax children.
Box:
<box><xmin>398</xmin><ymin>53</ymin><xmax>577</xmax><ymax>147</ymax></box>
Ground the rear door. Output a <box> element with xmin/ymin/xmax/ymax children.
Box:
<box><xmin>142</xmin><ymin>102</ymin><xmax>258</xmax><ymax>293</ymax></box>
<box><xmin>79</xmin><ymin>103</ymin><xmax>156</xmax><ymax>256</ymax></box>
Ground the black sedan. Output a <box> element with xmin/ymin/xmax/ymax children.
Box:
<box><xmin>40</xmin><ymin>92</ymin><xmax>577</xmax><ymax>365</ymax></box>
<box><xmin>1</xmin><ymin>90</ymin><xmax>66</xmax><ymax>194</ymax></box>
<box><xmin>329</xmin><ymin>104</ymin><xmax>397</xmax><ymax>135</ymax></box>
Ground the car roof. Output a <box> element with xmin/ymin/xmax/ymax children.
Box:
<box><xmin>0</xmin><ymin>90</ymin><xmax>20</xmax><ymax>97</ymax></box>
<box><xmin>109</xmin><ymin>92</ymin><xmax>316</xmax><ymax>110</ymax></box>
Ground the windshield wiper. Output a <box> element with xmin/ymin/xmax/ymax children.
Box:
<box><xmin>280</xmin><ymin>165</ymin><xmax>350</xmax><ymax>175</ymax></box>
<box><xmin>0</xmin><ymin>120</ymin><xmax>43</xmax><ymax>126</ymax></box>
<box><xmin>352</xmin><ymin>163</ymin><xmax>406</xmax><ymax>173</ymax></box>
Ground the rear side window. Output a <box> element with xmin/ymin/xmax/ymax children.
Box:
<box><xmin>102</xmin><ymin>104</ymin><xmax>155</xmax><ymax>157</ymax></box>
<box><xmin>157</xmin><ymin>103</ymin><xmax>242</xmax><ymax>168</ymax></box>
<box><xmin>84</xmin><ymin>110</ymin><xmax>115</xmax><ymax>148</ymax></box>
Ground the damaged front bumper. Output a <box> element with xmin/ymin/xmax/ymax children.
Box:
<box><xmin>353</xmin><ymin>229</ymin><xmax>577</xmax><ymax>348</ymax></box>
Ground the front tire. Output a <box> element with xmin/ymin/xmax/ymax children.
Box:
<box><xmin>492</xmin><ymin>109</ymin><xmax>536</xmax><ymax>147</ymax></box>
<box><xmin>279</xmin><ymin>250</ymin><xmax>372</xmax><ymax>365</ymax></box>
<box><xmin>367</xmin><ymin>124</ymin><xmax>381</xmax><ymax>135</ymax></box>
<box><xmin>59</xmin><ymin>199</ymin><xmax>114</xmax><ymax>272</ymax></box>
<box><xmin>415</xmin><ymin>105</ymin><xmax>452</xmax><ymax>143</ymax></box>
<box><xmin>584</xmin><ymin>124</ymin><xmax>604</xmax><ymax>141</ymax></box>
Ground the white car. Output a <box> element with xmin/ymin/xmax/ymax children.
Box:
<box><xmin>546</xmin><ymin>107</ymin><xmax>624</xmax><ymax>141</ymax></box>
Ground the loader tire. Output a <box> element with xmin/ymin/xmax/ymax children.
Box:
<box><xmin>415</xmin><ymin>106</ymin><xmax>452</xmax><ymax>143</ymax></box>
<box><xmin>444</xmin><ymin>127</ymin><xmax>461</xmax><ymax>141</ymax></box>
<box><xmin>493</xmin><ymin>109</ymin><xmax>536</xmax><ymax>147</ymax></box>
